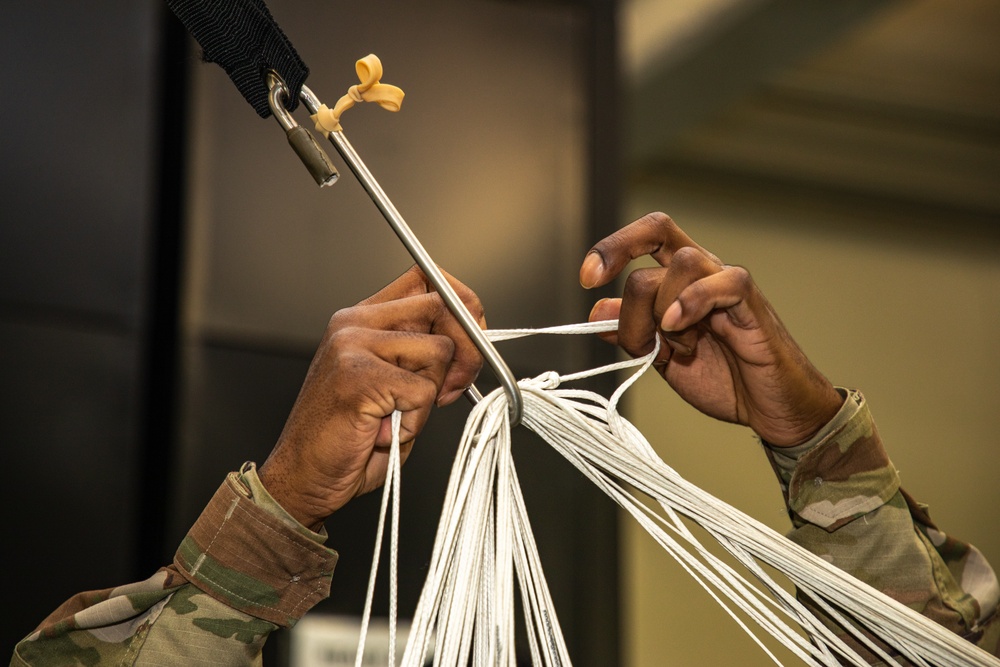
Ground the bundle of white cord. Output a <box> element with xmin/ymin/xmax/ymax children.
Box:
<box><xmin>355</xmin><ymin>321</ymin><xmax>999</xmax><ymax>667</ymax></box>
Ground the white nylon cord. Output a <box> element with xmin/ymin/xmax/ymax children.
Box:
<box><xmin>356</xmin><ymin>320</ymin><xmax>999</xmax><ymax>667</ymax></box>
<box><xmin>355</xmin><ymin>410</ymin><xmax>402</xmax><ymax>667</ymax></box>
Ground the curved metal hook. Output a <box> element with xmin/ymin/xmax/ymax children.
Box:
<box><xmin>266</xmin><ymin>71</ymin><xmax>339</xmax><ymax>187</ymax></box>
<box><xmin>265</xmin><ymin>70</ymin><xmax>295</xmax><ymax>128</ymax></box>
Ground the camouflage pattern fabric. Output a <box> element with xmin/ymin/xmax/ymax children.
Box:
<box><xmin>12</xmin><ymin>394</ymin><xmax>998</xmax><ymax>665</ymax></box>
<box><xmin>11</xmin><ymin>464</ymin><xmax>338</xmax><ymax>666</ymax></box>
<box><xmin>766</xmin><ymin>389</ymin><xmax>1000</xmax><ymax>663</ymax></box>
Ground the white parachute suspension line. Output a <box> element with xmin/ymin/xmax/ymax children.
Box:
<box><xmin>395</xmin><ymin>383</ymin><xmax>572</xmax><ymax>667</ymax></box>
<box><xmin>358</xmin><ymin>320</ymin><xmax>999</xmax><ymax>667</ymax></box>
<box><xmin>509</xmin><ymin>322</ymin><xmax>994</xmax><ymax>667</ymax></box>
<box><xmin>355</xmin><ymin>409</ymin><xmax>403</xmax><ymax>667</ymax></box>
<box><xmin>523</xmin><ymin>384</ymin><xmax>873</xmax><ymax>667</ymax></box>
<box><xmin>487</xmin><ymin>325</ymin><xmax>881</xmax><ymax>664</ymax></box>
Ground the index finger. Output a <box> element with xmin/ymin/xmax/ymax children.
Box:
<box><xmin>579</xmin><ymin>212</ymin><xmax>719</xmax><ymax>289</ymax></box>
<box><xmin>334</xmin><ymin>291</ymin><xmax>484</xmax><ymax>406</ymax></box>
<box><xmin>359</xmin><ymin>265</ymin><xmax>432</xmax><ymax>305</ymax></box>
<box><xmin>361</xmin><ymin>265</ymin><xmax>486</xmax><ymax>328</ymax></box>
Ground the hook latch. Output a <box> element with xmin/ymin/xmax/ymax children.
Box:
<box><xmin>266</xmin><ymin>71</ymin><xmax>339</xmax><ymax>187</ymax></box>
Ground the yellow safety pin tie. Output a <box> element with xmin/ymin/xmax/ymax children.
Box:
<box><xmin>310</xmin><ymin>54</ymin><xmax>404</xmax><ymax>135</ymax></box>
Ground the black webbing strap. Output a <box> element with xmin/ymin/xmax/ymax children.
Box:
<box><xmin>165</xmin><ymin>0</ymin><xmax>309</xmax><ymax>118</ymax></box>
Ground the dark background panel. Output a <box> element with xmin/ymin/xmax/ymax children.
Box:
<box><xmin>0</xmin><ymin>1</ymin><xmax>160</xmax><ymax>325</ymax></box>
<box><xmin>0</xmin><ymin>0</ymin><xmax>163</xmax><ymax>653</ymax></box>
<box><xmin>0</xmin><ymin>322</ymin><xmax>141</xmax><ymax>645</ymax></box>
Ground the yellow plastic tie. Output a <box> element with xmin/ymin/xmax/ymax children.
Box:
<box><xmin>311</xmin><ymin>54</ymin><xmax>405</xmax><ymax>135</ymax></box>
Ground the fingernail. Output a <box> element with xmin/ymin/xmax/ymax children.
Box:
<box><xmin>579</xmin><ymin>252</ymin><xmax>603</xmax><ymax>289</ymax></box>
<box><xmin>437</xmin><ymin>389</ymin><xmax>460</xmax><ymax>406</ymax></box>
<box><xmin>667</xmin><ymin>338</ymin><xmax>694</xmax><ymax>356</ymax></box>
<box><xmin>661</xmin><ymin>300</ymin><xmax>682</xmax><ymax>331</ymax></box>
<box><xmin>588</xmin><ymin>298</ymin><xmax>609</xmax><ymax>321</ymax></box>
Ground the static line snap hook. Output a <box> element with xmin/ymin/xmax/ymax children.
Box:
<box><xmin>266</xmin><ymin>71</ymin><xmax>339</xmax><ymax>187</ymax></box>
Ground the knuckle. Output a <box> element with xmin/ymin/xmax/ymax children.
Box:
<box><xmin>412</xmin><ymin>375</ymin><xmax>440</xmax><ymax>404</ymax></box>
<box><xmin>670</xmin><ymin>245</ymin><xmax>704</xmax><ymax>269</ymax></box>
<box><xmin>400</xmin><ymin>264</ymin><xmax>426</xmax><ymax>288</ymax></box>
<box><xmin>326</xmin><ymin>326</ymin><xmax>363</xmax><ymax>353</ymax></box>
<box><xmin>327</xmin><ymin>307</ymin><xmax>356</xmax><ymax>331</ymax></box>
<box><xmin>421</xmin><ymin>372</ymin><xmax>441</xmax><ymax>396</ymax></box>
<box><xmin>726</xmin><ymin>265</ymin><xmax>754</xmax><ymax>292</ymax></box>
<box><xmin>633</xmin><ymin>212</ymin><xmax>678</xmax><ymax>248</ymax></box>
<box><xmin>623</xmin><ymin>268</ymin><xmax>660</xmax><ymax>298</ymax></box>
<box><xmin>330</xmin><ymin>345</ymin><xmax>370</xmax><ymax>379</ymax></box>
<box><xmin>431</xmin><ymin>333</ymin><xmax>456</xmax><ymax>360</ymax></box>
<box><xmin>639</xmin><ymin>211</ymin><xmax>675</xmax><ymax>231</ymax></box>
<box><xmin>463</xmin><ymin>292</ymin><xmax>486</xmax><ymax>324</ymax></box>
<box><xmin>596</xmin><ymin>212</ymin><xmax>672</xmax><ymax>257</ymax></box>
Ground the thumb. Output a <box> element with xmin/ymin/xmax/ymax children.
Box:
<box><xmin>588</xmin><ymin>298</ymin><xmax>621</xmax><ymax>346</ymax></box>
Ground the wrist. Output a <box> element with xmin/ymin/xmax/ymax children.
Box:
<box><xmin>258</xmin><ymin>461</ymin><xmax>329</xmax><ymax>533</ymax></box>
<box><xmin>764</xmin><ymin>388</ymin><xmax>861</xmax><ymax>473</ymax></box>
<box><xmin>759</xmin><ymin>384</ymin><xmax>845</xmax><ymax>448</ymax></box>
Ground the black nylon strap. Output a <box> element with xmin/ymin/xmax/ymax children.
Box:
<box><xmin>166</xmin><ymin>0</ymin><xmax>309</xmax><ymax>118</ymax></box>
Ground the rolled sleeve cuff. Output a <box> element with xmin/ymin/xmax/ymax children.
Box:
<box><xmin>173</xmin><ymin>465</ymin><xmax>339</xmax><ymax>627</ymax></box>
<box><xmin>766</xmin><ymin>389</ymin><xmax>901</xmax><ymax>532</ymax></box>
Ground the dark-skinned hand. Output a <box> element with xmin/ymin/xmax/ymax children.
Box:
<box><xmin>579</xmin><ymin>212</ymin><xmax>843</xmax><ymax>448</ymax></box>
<box><xmin>259</xmin><ymin>266</ymin><xmax>484</xmax><ymax>531</ymax></box>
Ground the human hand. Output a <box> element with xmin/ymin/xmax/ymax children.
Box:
<box><xmin>579</xmin><ymin>212</ymin><xmax>842</xmax><ymax>447</ymax></box>
<box><xmin>259</xmin><ymin>266</ymin><xmax>484</xmax><ymax>531</ymax></box>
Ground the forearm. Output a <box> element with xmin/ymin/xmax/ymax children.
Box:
<box><xmin>764</xmin><ymin>390</ymin><xmax>1000</xmax><ymax>661</ymax></box>
<box><xmin>12</xmin><ymin>464</ymin><xmax>339</xmax><ymax>666</ymax></box>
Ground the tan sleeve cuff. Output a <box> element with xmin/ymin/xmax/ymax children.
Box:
<box><xmin>173</xmin><ymin>468</ymin><xmax>339</xmax><ymax>627</ymax></box>
<box><xmin>765</xmin><ymin>388</ymin><xmax>858</xmax><ymax>477</ymax></box>
<box><xmin>239</xmin><ymin>461</ymin><xmax>329</xmax><ymax>546</ymax></box>
<box><xmin>766</xmin><ymin>390</ymin><xmax>901</xmax><ymax>532</ymax></box>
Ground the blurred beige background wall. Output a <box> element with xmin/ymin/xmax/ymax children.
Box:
<box><xmin>619</xmin><ymin>0</ymin><xmax>1000</xmax><ymax>664</ymax></box>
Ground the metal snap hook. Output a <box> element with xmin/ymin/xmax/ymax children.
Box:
<box><xmin>266</xmin><ymin>71</ymin><xmax>339</xmax><ymax>187</ymax></box>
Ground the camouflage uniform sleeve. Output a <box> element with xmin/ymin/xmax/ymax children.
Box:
<box><xmin>11</xmin><ymin>462</ymin><xmax>339</xmax><ymax>666</ymax></box>
<box><xmin>764</xmin><ymin>389</ymin><xmax>1000</xmax><ymax>662</ymax></box>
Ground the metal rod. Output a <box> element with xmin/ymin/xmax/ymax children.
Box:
<box><xmin>299</xmin><ymin>85</ymin><xmax>523</xmax><ymax>427</ymax></box>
